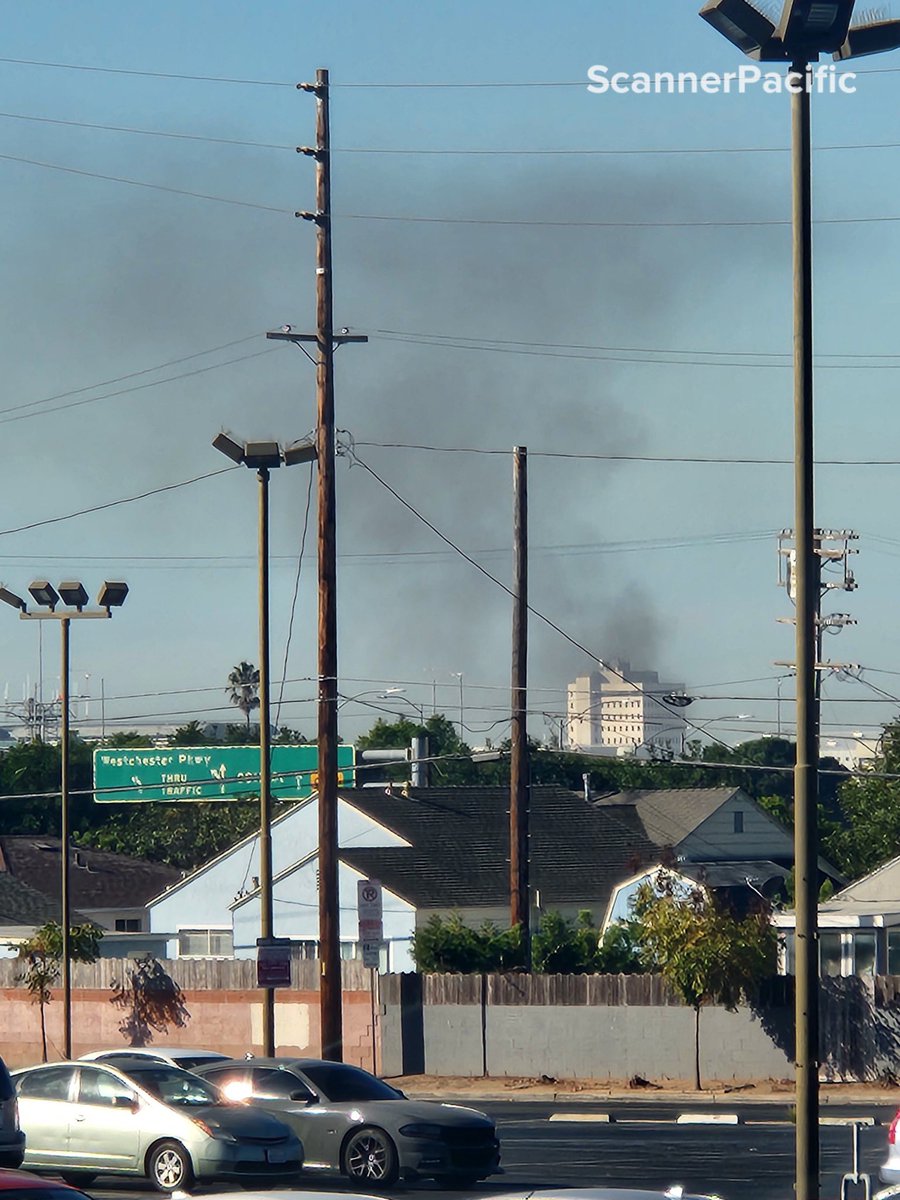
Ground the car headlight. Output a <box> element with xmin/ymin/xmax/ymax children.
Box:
<box><xmin>191</xmin><ymin>1118</ymin><xmax>238</xmax><ymax>1143</ymax></box>
<box><xmin>399</xmin><ymin>1123</ymin><xmax>445</xmax><ymax>1139</ymax></box>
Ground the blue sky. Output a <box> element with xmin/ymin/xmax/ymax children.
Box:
<box><xmin>0</xmin><ymin>1</ymin><xmax>899</xmax><ymax>752</ymax></box>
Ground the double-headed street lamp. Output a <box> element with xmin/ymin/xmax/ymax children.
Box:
<box><xmin>699</xmin><ymin>5</ymin><xmax>900</xmax><ymax>1196</ymax></box>
<box><xmin>213</xmin><ymin>431</ymin><xmax>316</xmax><ymax>1057</ymax></box>
<box><xmin>0</xmin><ymin>579</ymin><xmax>128</xmax><ymax>1058</ymax></box>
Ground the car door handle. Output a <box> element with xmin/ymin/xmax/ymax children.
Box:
<box><xmin>75</xmin><ymin>1114</ymin><xmax>86</xmax><ymax>1122</ymax></box>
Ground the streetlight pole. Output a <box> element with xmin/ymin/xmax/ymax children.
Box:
<box><xmin>698</xmin><ymin>6</ymin><xmax>900</xmax><ymax>1195</ymax></box>
<box><xmin>452</xmin><ymin>672</ymin><xmax>464</xmax><ymax>741</ymax></box>
<box><xmin>257</xmin><ymin>464</ymin><xmax>275</xmax><ymax>1056</ymax></box>
<box><xmin>60</xmin><ymin>614</ymin><xmax>71</xmax><ymax>1051</ymax></box>
<box><xmin>214</xmin><ymin>432</ymin><xmax>316</xmax><ymax>1058</ymax></box>
<box><xmin>0</xmin><ymin>579</ymin><xmax>128</xmax><ymax>1058</ymax></box>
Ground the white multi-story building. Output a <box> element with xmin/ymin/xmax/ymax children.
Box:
<box><xmin>565</xmin><ymin>660</ymin><xmax>687</xmax><ymax>755</ymax></box>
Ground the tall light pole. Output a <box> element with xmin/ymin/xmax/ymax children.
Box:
<box><xmin>0</xmin><ymin>579</ymin><xmax>128</xmax><ymax>1058</ymax></box>
<box><xmin>214</xmin><ymin>432</ymin><xmax>316</xmax><ymax>1056</ymax></box>
<box><xmin>451</xmin><ymin>672</ymin><xmax>464</xmax><ymax>741</ymax></box>
<box><xmin>698</xmin><ymin>5</ymin><xmax>900</xmax><ymax>1196</ymax></box>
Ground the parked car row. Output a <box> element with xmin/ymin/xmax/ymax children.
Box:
<box><xmin>3</xmin><ymin>1048</ymin><xmax>501</xmax><ymax>1191</ymax></box>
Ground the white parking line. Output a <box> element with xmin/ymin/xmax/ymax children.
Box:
<box><xmin>548</xmin><ymin>1113</ymin><xmax>613</xmax><ymax>1123</ymax></box>
<box><xmin>676</xmin><ymin>1113</ymin><xmax>740</xmax><ymax>1125</ymax></box>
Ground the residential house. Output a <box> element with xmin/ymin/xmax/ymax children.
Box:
<box><xmin>0</xmin><ymin>836</ymin><xmax>180</xmax><ymax>956</ymax></box>
<box><xmin>0</xmin><ymin>874</ymin><xmax>89</xmax><ymax>958</ymax></box>
<box><xmin>148</xmin><ymin>785</ymin><xmax>661</xmax><ymax>969</ymax></box>
<box><xmin>774</xmin><ymin>852</ymin><xmax>900</xmax><ymax>978</ymax></box>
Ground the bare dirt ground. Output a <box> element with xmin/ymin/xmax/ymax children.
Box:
<box><xmin>390</xmin><ymin>1073</ymin><xmax>900</xmax><ymax>1104</ymax></box>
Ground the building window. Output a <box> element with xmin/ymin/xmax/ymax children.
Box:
<box><xmin>819</xmin><ymin>931</ymin><xmax>843</xmax><ymax>977</ymax></box>
<box><xmin>114</xmin><ymin>918</ymin><xmax>142</xmax><ymax>932</ymax></box>
<box><xmin>852</xmin><ymin>931</ymin><xmax>877</xmax><ymax>977</ymax></box>
<box><xmin>177</xmin><ymin>928</ymin><xmax>234</xmax><ymax>958</ymax></box>
<box><xmin>889</xmin><ymin>931</ymin><xmax>900</xmax><ymax>975</ymax></box>
<box><xmin>733</xmin><ymin>811</ymin><xmax>744</xmax><ymax>834</ymax></box>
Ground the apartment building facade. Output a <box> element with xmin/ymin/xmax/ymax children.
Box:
<box><xmin>565</xmin><ymin>660</ymin><xmax>686</xmax><ymax>755</ymax></box>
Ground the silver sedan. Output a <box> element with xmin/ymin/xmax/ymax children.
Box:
<box><xmin>12</xmin><ymin>1059</ymin><xmax>303</xmax><ymax>1192</ymax></box>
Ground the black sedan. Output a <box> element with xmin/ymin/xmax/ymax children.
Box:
<box><xmin>194</xmin><ymin>1057</ymin><xmax>500</xmax><ymax>1187</ymax></box>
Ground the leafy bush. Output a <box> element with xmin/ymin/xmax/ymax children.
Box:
<box><xmin>411</xmin><ymin>910</ymin><xmax>643</xmax><ymax>975</ymax></box>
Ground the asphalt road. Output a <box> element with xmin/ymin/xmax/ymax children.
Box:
<box><xmin>41</xmin><ymin>1102</ymin><xmax>898</xmax><ymax>1200</ymax></box>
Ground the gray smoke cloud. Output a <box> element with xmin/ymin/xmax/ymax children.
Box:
<box><xmin>0</xmin><ymin>114</ymin><xmax>786</xmax><ymax>736</ymax></box>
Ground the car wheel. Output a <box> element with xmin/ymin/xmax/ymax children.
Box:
<box><xmin>147</xmin><ymin>1139</ymin><xmax>195</xmax><ymax>1193</ymax></box>
<box><xmin>343</xmin><ymin>1126</ymin><xmax>399</xmax><ymax>1187</ymax></box>
<box><xmin>60</xmin><ymin>1173</ymin><xmax>98</xmax><ymax>1188</ymax></box>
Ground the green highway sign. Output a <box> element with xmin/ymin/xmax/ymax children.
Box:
<box><xmin>93</xmin><ymin>744</ymin><xmax>356</xmax><ymax>803</ymax></box>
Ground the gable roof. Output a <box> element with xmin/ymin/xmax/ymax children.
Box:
<box><xmin>0</xmin><ymin>837</ymin><xmax>181</xmax><ymax>910</ymax></box>
<box><xmin>337</xmin><ymin>785</ymin><xmax>658</xmax><ymax>910</ymax></box>
<box><xmin>0</xmin><ymin>872</ymin><xmax>89</xmax><ymax>930</ymax></box>
<box><xmin>833</xmin><ymin>852</ymin><xmax>900</xmax><ymax>903</ymax></box>
<box><xmin>591</xmin><ymin>787</ymin><xmax>745</xmax><ymax>847</ymax></box>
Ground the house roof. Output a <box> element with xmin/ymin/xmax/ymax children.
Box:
<box><xmin>337</xmin><ymin>785</ymin><xmax>658</xmax><ymax>910</ymax></box>
<box><xmin>0</xmin><ymin>836</ymin><xmax>181</xmax><ymax>910</ymax></box>
<box><xmin>0</xmin><ymin>872</ymin><xmax>89</xmax><ymax>929</ymax></box>
<box><xmin>591</xmin><ymin>786</ymin><xmax>743</xmax><ymax>847</ymax></box>
<box><xmin>833</xmin><ymin>852</ymin><xmax>900</xmax><ymax>903</ymax></box>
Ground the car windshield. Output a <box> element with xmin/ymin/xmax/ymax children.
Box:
<box><xmin>174</xmin><ymin>1055</ymin><xmax>228</xmax><ymax>1070</ymax></box>
<box><xmin>123</xmin><ymin>1065</ymin><xmax>221</xmax><ymax>1107</ymax></box>
<box><xmin>300</xmin><ymin>1062</ymin><xmax>404</xmax><ymax>1102</ymax></box>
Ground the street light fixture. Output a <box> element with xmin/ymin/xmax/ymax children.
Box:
<box><xmin>699</xmin><ymin>5</ymin><xmax>900</xmax><ymax>1196</ymax></box>
<box><xmin>700</xmin><ymin>0</ymin><xmax>900</xmax><ymax>60</ymax></box>
<box><xmin>213</xmin><ymin>430</ymin><xmax>316</xmax><ymax>1057</ymax></box>
<box><xmin>0</xmin><ymin>578</ymin><xmax>127</xmax><ymax>1058</ymax></box>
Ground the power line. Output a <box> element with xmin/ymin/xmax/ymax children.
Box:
<box><xmin>0</xmin><ymin>466</ymin><xmax>237</xmax><ymax>538</ymax></box>
<box><xmin>336</xmin><ymin>139</ymin><xmax>900</xmax><ymax>156</ymax></box>
<box><xmin>0</xmin><ymin>332</ymin><xmax>266</xmax><ymax>420</ymax></box>
<box><xmin>0</xmin><ymin>57</ymin><xmax>295</xmax><ymax>86</ymax></box>
<box><xmin>341</xmin><ymin>210</ymin><xmax>900</xmax><ymax>229</ymax></box>
<box><xmin>0</xmin><ymin>110</ymin><xmax>294</xmax><ymax>150</ymax></box>
<box><xmin>0</xmin><ymin>346</ymin><xmax>281</xmax><ymax>427</ymax></box>
<box><xmin>373</xmin><ymin>328</ymin><xmax>900</xmax><ymax>366</ymax></box>
<box><xmin>0</xmin><ymin>150</ymin><xmax>290</xmax><ymax>212</ymax></box>
<box><xmin>352</xmin><ymin>440</ymin><xmax>900</xmax><ymax>467</ymax></box>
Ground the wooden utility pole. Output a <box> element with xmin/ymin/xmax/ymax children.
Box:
<box><xmin>312</xmin><ymin>67</ymin><xmax>342</xmax><ymax>1063</ymax></box>
<box><xmin>268</xmin><ymin>69</ymin><xmax>366</xmax><ymax>1062</ymax></box>
<box><xmin>510</xmin><ymin>446</ymin><xmax>530</xmax><ymax>965</ymax></box>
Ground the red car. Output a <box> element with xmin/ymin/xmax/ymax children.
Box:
<box><xmin>0</xmin><ymin>1171</ymin><xmax>89</xmax><ymax>1200</ymax></box>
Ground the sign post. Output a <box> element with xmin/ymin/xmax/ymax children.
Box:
<box><xmin>256</xmin><ymin>936</ymin><xmax>292</xmax><ymax>989</ymax></box>
<box><xmin>357</xmin><ymin>880</ymin><xmax>383</xmax><ymax>1075</ymax></box>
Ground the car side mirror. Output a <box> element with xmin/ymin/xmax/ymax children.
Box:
<box><xmin>289</xmin><ymin>1090</ymin><xmax>314</xmax><ymax>1103</ymax></box>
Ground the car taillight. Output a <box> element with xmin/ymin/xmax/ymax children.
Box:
<box><xmin>889</xmin><ymin>1112</ymin><xmax>900</xmax><ymax>1145</ymax></box>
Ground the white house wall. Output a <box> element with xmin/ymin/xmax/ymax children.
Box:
<box><xmin>678</xmin><ymin>794</ymin><xmax>793</xmax><ymax>862</ymax></box>
<box><xmin>148</xmin><ymin>795</ymin><xmax>411</xmax><ymax>957</ymax></box>
<box><xmin>232</xmin><ymin>859</ymin><xmax>416</xmax><ymax>972</ymax></box>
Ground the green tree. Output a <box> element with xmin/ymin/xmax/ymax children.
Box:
<box><xmin>110</xmin><ymin>955</ymin><xmax>190</xmax><ymax>1046</ymax></box>
<box><xmin>824</xmin><ymin>721</ymin><xmax>900</xmax><ymax>877</ymax></box>
<box><xmin>17</xmin><ymin>921</ymin><xmax>103</xmax><ymax>1060</ymax></box>
<box><xmin>227</xmin><ymin>662</ymin><xmax>260</xmax><ymax>731</ymax></box>
<box><xmin>631</xmin><ymin>872</ymin><xmax>777</xmax><ymax>1089</ymax></box>
<box><xmin>411</xmin><ymin>914</ymin><xmax>524</xmax><ymax>973</ymax></box>
<box><xmin>78</xmin><ymin>800</ymin><xmax>262</xmax><ymax>869</ymax></box>
<box><xmin>357</xmin><ymin>713</ymin><xmax>479</xmax><ymax>785</ymax></box>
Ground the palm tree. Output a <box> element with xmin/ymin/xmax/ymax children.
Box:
<box><xmin>227</xmin><ymin>662</ymin><xmax>260</xmax><ymax>731</ymax></box>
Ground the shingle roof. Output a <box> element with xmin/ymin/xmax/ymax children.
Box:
<box><xmin>591</xmin><ymin>787</ymin><xmax>741</xmax><ymax>848</ymax></box>
<box><xmin>0</xmin><ymin>837</ymin><xmax>181</xmax><ymax>910</ymax></box>
<box><xmin>338</xmin><ymin>785</ymin><xmax>658</xmax><ymax>911</ymax></box>
<box><xmin>0</xmin><ymin>873</ymin><xmax>88</xmax><ymax>928</ymax></box>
